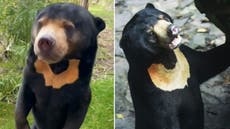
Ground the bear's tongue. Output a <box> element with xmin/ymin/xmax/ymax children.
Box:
<box><xmin>169</xmin><ymin>35</ymin><xmax>182</xmax><ymax>49</ymax></box>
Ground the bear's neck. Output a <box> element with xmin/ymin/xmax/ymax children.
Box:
<box><xmin>49</xmin><ymin>59</ymin><xmax>69</xmax><ymax>74</ymax></box>
<box><xmin>34</xmin><ymin>59</ymin><xmax>80</xmax><ymax>89</ymax></box>
<box><xmin>147</xmin><ymin>48</ymin><xmax>190</xmax><ymax>91</ymax></box>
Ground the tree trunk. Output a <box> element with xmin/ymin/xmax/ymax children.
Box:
<box><xmin>80</xmin><ymin>0</ymin><xmax>89</xmax><ymax>9</ymax></box>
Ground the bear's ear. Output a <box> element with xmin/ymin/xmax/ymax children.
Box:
<box><xmin>94</xmin><ymin>17</ymin><xmax>106</xmax><ymax>33</ymax></box>
<box><xmin>145</xmin><ymin>3</ymin><xmax>155</xmax><ymax>9</ymax></box>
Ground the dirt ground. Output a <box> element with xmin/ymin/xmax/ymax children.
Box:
<box><xmin>92</xmin><ymin>28</ymin><xmax>114</xmax><ymax>80</ymax></box>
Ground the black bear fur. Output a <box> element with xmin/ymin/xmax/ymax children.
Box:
<box><xmin>120</xmin><ymin>3</ymin><xmax>230</xmax><ymax>129</ymax></box>
<box><xmin>15</xmin><ymin>3</ymin><xmax>105</xmax><ymax>129</ymax></box>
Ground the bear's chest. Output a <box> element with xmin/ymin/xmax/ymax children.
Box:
<box><xmin>147</xmin><ymin>49</ymin><xmax>191</xmax><ymax>91</ymax></box>
<box><xmin>34</xmin><ymin>59</ymin><xmax>80</xmax><ymax>89</ymax></box>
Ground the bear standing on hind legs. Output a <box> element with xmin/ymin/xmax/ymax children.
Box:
<box><xmin>120</xmin><ymin>3</ymin><xmax>230</xmax><ymax>129</ymax></box>
<box><xmin>15</xmin><ymin>3</ymin><xmax>105</xmax><ymax>129</ymax></box>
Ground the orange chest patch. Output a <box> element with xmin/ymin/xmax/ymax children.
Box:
<box><xmin>34</xmin><ymin>59</ymin><xmax>80</xmax><ymax>89</ymax></box>
<box><xmin>147</xmin><ymin>49</ymin><xmax>190</xmax><ymax>91</ymax></box>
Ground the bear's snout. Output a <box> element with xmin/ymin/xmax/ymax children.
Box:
<box><xmin>38</xmin><ymin>36</ymin><xmax>55</xmax><ymax>52</ymax></box>
<box><xmin>167</xmin><ymin>25</ymin><xmax>179</xmax><ymax>38</ymax></box>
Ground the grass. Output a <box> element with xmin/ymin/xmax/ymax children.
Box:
<box><xmin>0</xmin><ymin>77</ymin><xmax>114</xmax><ymax>129</ymax></box>
<box><xmin>0</xmin><ymin>102</ymin><xmax>14</xmax><ymax>129</ymax></box>
<box><xmin>89</xmin><ymin>4</ymin><xmax>114</xmax><ymax>29</ymax></box>
<box><xmin>81</xmin><ymin>78</ymin><xmax>114</xmax><ymax>129</ymax></box>
<box><xmin>0</xmin><ymin>1</ymin><xmax>114</xmax><ymax>129</ymax></box>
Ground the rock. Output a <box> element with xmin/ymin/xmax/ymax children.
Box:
<box><xmin>209</xmin><ymin>24</ymin><xmax>225</xmax><ymax>46</ymax></box>
<box><xmin>179</xmin><ymin>0</ymin><xmax>194</xmax><ymax>8</ymax></box>
<box><xmin>127</xmin><ymin>5</ymin><xmax>145</xmax><ymax>15</ymax></box>
<box><xmin>156</xmin><ymin>0</ymin><xmax>179</xmax><ymax>11</ymax></box>
<box><xmin>200</xmin><ymin>68</ymin><xmax>230</xmax><ymax>129</ymax></box>
<box><xmin>115</xmin><ymin>57</ymin><xmax>132</xmax><ymax>112</ymax></box>
<box><xmin>174</xmin><ymin>17</ymin><xmax>190</xmax><ymax>27</ymax></box>
<box><xmin>126</xmin><ymin>0</ymin><xmax>153</xmax><ymax>7</ymax></box>
<box><xmin>115</xmin><ymin>10</ymin><xmax>133</xmax><ymax>32</ymax></box>
<box><xmin>190</xmin><ymin>33</ymin><xmax>207</xmax><ymax>49</ymax></box>
<box><xmin>115</xmin><ymin>0</ymin><xmax>125</xmax><ymax>6</ymax></box>
<box><xmin>178</xmin><ymin>4</ymin><xmax>197</xmax><ymax>18</ymax></box>
<box><xmin>115</xmin><ymin>113</ymin><xmax>135</xmax><ymax>129</ymax></box>
<box><xmin>125</xmin><ymin>88</ymin><xmax>133</xmax><ymax>108</ymax></box>
<box><xmin>202</xmin><ymin>74</ymin><xmax>223</xmax><ymax>86</ymax></box>
<box><xmin>214</xmin><ymin>35</ymin><xmax>225</xmax><ymax>46</ymax></box>
<box><xmin>115</xmin><ymin>33</ymin><xmax>124</xmax><ymax>57</ymax></box>
<box><xmin>206</xmin><ymin>34</ymin><xmax>225</xmax><ymax>46</ymax></box>
<box><xmin>209</xmin><ymin>23</ymin><xmax>224</xmax><ymax>35</ymax></box>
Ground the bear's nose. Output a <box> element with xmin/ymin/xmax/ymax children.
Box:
<box><xmin>167</xmin><ymin>25</ymin><xmax>179</xmax><ymax>38</ymax></box>
<box><xmin>38</xmin><ymin>36</ymin><xmax>55</xmax><ymax>51</ymax></box>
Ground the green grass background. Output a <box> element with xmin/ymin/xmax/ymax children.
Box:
<box><xmin>0</xmin><ymin>0</ymin><xmax>114</xmax><ymax>129</ymax></box>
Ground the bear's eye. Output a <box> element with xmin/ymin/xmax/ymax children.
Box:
<box><xmin>38</xmin><ymin>17</ymin><xmax>48</xmax><ymax>26</ymax></box>
<box><xmin>157</xmin><ymin>15</ymin><xmax>164</xmax><ymax>20</ymax></box>
<box><xmin>157</xmin><ymin>15</ymin><xmax>171</xmax><ymax>22</ymax></box>
<box><xmin>148</xmin><ymin>33</ymin><xmax>157</xmax><ymax>43</ymax></box>
<box><xmin>37</xmin><ymin>20</ymin><xmax>45</xmax><ymax>31</ymax></box>
<box><xmin>74</xmin><ymin>21</ymin><xmax>82</xmax><ymax>29</ymax></box>
<box><xmin>146</xmin><ymin>27</ymin><xmax>157</xmax><ymax>44</ymax></box>
<box><xmin>37</xmin><ymin>22</ymin><xmax>42</xmax><ymax>30</ymax></box>
<box><xmin>64</xmin><ymin>24</ymin><xmax>74</xmax><ymax>31</ymax></box>
<box><xmin>63</xmin><ymin>21</ymin><xmax>75</xmax><ymax>30</ymax></box>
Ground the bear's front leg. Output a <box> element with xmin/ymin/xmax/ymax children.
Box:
<box><xmin>15</xmin><ymin>82</ymin><xmax>35</xmax><ymax>129</ymax></box>
<box><xmin>63</xmin><ymin>93</ymin><xmax>91</xmax><ymax>129</ymax></box>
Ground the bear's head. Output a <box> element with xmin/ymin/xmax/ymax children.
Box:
<box><xmin>120</xmin><ymin>3</ymin><xmax>181</xmax><ymax>68</ymax></box>
<box><xmin>32</xmin><ymin>3</ymin><xmax>105</xmax><ymax>64</ymax></box>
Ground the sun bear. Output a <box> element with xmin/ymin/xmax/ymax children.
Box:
<box><xmin>15</xmin><ymin>3</ymin><xmax>105</xmax><ymax>129</ymax></box>
<box><xmin>120</xmin><ymin>3</ymin><xmax>230</xmax><ymax>129</ymax></box>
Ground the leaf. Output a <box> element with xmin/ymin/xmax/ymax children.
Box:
<box><xmin>196</xmin><ymin>28</ymin><xmax>209</xmax><ymax>33</ymax></box>
<box><xmin>116</xmin><ymin>114</ymin><xmax>124</xmax><ymax>119</ymax></box>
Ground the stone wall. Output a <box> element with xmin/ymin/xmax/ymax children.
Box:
<box><xmin>115</xmin><ymin>0</ymin><xmax>230</xmax><ymax>129</ymax></box>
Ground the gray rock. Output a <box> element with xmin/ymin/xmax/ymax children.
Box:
<box><xmin>127</xmin><ymin>5</ymin><xmax>145</xmax><ymax>15</ymax></box>
<box><xmin>190</xmin><ymin>33</ymin><xmax>207</xmax><ymax>48</ymax></box>
<box><xmin>115</xmin><ymin>33</ymin><xmax>124</xmax><ymax>57</ymax></box>
<box><xmin>179</xmin><ymin>4</ymin><xmax>197</xmax><ymax>18</ymax></box>
<box><xmin>214</xmin><ymin>35</ymin><xmax>225</xmax><ymax>46</ymax></box>
<box><xmin>155</xmin><ymin>0</ymin><xmax>179</xmax><ymax>11</ymax></box>
<box><xmin>115</xmin><ymin>0</ymin><xmax>125</xmax><ymax>5</ymax></box>
<box><xmin>179</xmin><ymin>0</ymin><xmax>194</xmax><ymax>8</ymax></box>
<box><xmin>115</xmin><ymin>113</ymin><xmax>135</xmax><ymax>129</ymax></box>
<box><xmin>174</xmin><ymin>17</ymin><xmax>190</xmax><ymax>27</ymax></box>
<box><xmin>115</xmin><ymin>10</ymin><xmax>133</xmax><ymax>31</ymax></box>
<box><xmin>115</xmin><ymin>57</ymin><xmax>132</xmax><ymax>112</ymax></box>
<box><xmin>126</xmin><ymin>0</ymin><xmax>153</xmax><ymax>7</ymax></box>
<box><xmin>125</xmin><ymin>88</ymin><xmax>133</xmax><ymax>109</ymax></box>
<box><xmin>201</xmin><ymin>68</ymin><xmax>230</xmax><ymax>129</ymax></box>
<box><xmin>209</xmin><ymin>23</ymin><xmax>225</xmax><ymax>36</ymax></box>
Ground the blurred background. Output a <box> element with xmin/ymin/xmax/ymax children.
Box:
<box><xmin>0</xmin><ymin>0</ymin><xmax>113</xmax><ymax>129</ymax></box>
<box><xmin>115</xmin><ymin>0</ymin><xmax>230</xmax><ymax>129</ymax></box>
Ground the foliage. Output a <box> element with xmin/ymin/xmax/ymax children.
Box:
<box><xmin>0</xmin><ymin>0</ymin><xmax>46</xmax><ymax>102</ymax></box>
<box><xmin>0</xmin><ymin>0</ymin><xmax>45</xmax><ymax>44</ymax></box>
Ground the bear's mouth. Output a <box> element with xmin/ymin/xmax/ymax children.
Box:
<box><xmin>151</xmin><ymin>20</ymin><xmax>182</xmax><ymax>50</ymax></box>
<box><xmin>169</xmin><ymin>35</ymin><xmax>182</xmax><ymax>49</ymax></box>
<box><xmin>167</xmin><ymin>25</ymin><xmax>182</xmax><ymax>49</ymax></box>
